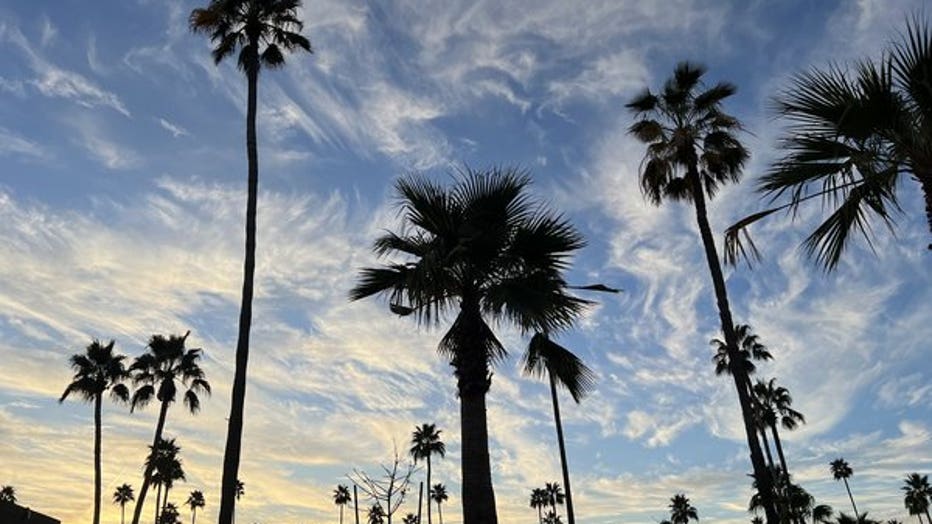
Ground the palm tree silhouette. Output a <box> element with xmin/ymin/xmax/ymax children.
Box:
<box><xmin>628</xmin><ymin>62</ymin><xmax>777</xmax><ymax>522</ymax></box>
<box><xmin>188</xmin><ymin>4</ymin><xmax>311</xmax><ymax>521</ymax></box>
<box><xmin>543</xmin><ymin>511</ymin><xmax>564</xmax><ymax>524</ymax></box>
<box><xmin>189</xmin><ymin>0</ymin><xmax>312</xmax><ymax>524</ymax></box>
<box><xmin>902</xmin><ymin>473</ymin><xmax>932</xmax><ymax>523</ymax></box>
<box><xmin>113</xmin><ymin>483</ymin><xmax>135</xmax><ymax>524</ymax></box>
<box><xmin>186</xmin><ymin>490</ymin><xmax>205</xmax><ymax>524</ymax></box>
<box><xmin>128</xmin><ymin>332</ymin><xmax>209</xmax><ymax>524</ymax></box>
<box><xmin>530</xmin><ymin>488</ymin><xmax>548</xmax><ymax>524</ymax></box>
<box><xmin>0</xmin><ymin>485</ymin><xmax>16</xmax><ymax>503</ymax></box>
<box><xmin>367</xmin><ymin>503</ymin><xmax>386</xmax><ymax>524</ymax></box>
<box><xmin>668</xmin><ymin>494</ymin><xmax>699</xmax><ymax>524</ymax></box>
<box><xmin>146</xmin><ymin>438</ymin><xmax>184</xmax><ymax>524</ymax></box>
<box><xmin>753</xmin><ymin>378</ymin><xmax>805</xmax><ymax>483</ymax></box>
<box><xmin>522</xmin><ymin>333</ymin><xmax>595</xmax><ymax>524</ymax></box>
<box><xmin>430</xmin><ymin>484</ymin><xmax>448</xmax><ymax>524</ymax></box>
<box><xmin>159</xmin><ymin>502</ymin><xmax>180</xmax><ymax>524</ymax></box>
<box><xmin>59</xmin><ymin>339</ymin><xmax>130</xmax><ymax>524</ymax></box>
<box><xmin>725</xmin><ymin>18</ymin><xmax>932</xmax><ymax>268</ymax></box>
<box><xmin>334</xmin><ymin>484</ymin><xmax>352</xmax><ymax>524</ymax></box>
<box><xmin>351</xmin><ymin>168</ymin><xmax>587</xmax><ymax>524</ymax></box>
<box><xmin>233</xmin><ymin>479</ymin><xmax>244</xmax><ymax>524</ymax></box>
<box><xmin>410</xmin><ymin>424</ymin><xmax>445</xmax><ymax>524</ymax></box>
<box><xmin>830</xmin><ymin>459</ymin><xmax>858</xmax><ymax>519</ymax></box>
<box><xmin>402</xmin><ymin>513</ymin><xmax>419</xmax><ymax>524</ymax></box>
<box><xmin>544</xmin><ymin>482</ymin><xmax>565</xmax><ymax>518</ymax></box>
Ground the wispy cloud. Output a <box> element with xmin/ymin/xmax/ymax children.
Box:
<box><xmin>0</xmin><ymin>127</ymin><xmax>46</xmax><ymax>159</ymax></box>
<box><xmin>157</xmin><ymin>117</ymin><xmax>189</xmax><ymax>138</ymax></box>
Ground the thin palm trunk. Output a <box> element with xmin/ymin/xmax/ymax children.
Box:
<box><xmin>437</xmin><ymin>502</ymin><xmax>443</xmax><ymax>524</ymax></box>
<box><xmin>687</xmin><ymin>164</ymin><xmax>778</xmax><ymax>524</ymax></box>
<box><xmin>162</xmin><ymin>486</ymin><xmax>170</xmax><ymax>515</ymax></box>
<box><xmin>340</xmin><ymin>504</ymin><xmax>344</xmax><ymax>524</ymax></box>
<box><xmin>549</xmin><ymin>373</ymin><xmax>576</xmax><ymax>524</ymax></box>
<box><xmin>132</xmin><ymin>399</ymin><xmax>170</xmax><ymax>524</ymax></box>
<box><xmin>426</xmin><ymin>457</ymin><xmax>432</xmax><ymax>524</ymax></box>
<box><xmin>122</xmin><ymin>504</ymin><xmax>126</xmax><ymax>524</ymax></box>
<box><xmin>759</xmin><ymin>427</ymin><xmax>776</xmax><ymax>472</ymax></box>
<box><xmin>925</xmin><ymin>507</ymin><xmax>931</xmax><ymax>524</ymax></box>
<box><xmin>354</xmin><ymin>484</ymin><xmax>360</xmax><ymax>524</ymax></box>
<box><xmin>770</xmin><ymin>425</ymin><xmax>790</xmax><ymax>481</ymax></box>
<box><xmin>417</xmin><ymin>482</ymin><xmax>423</xmax><ymax>524</ymax></box>
<box><xmin>843</xmin><ymin>478</ymin><xmax>859</xmax><ymax>519</ymax></box>
<box><xmin>93</xmin><ymin>394</ymin><xmax>102</xmax><ymax>524</ymax></box>
<box><xmin>192</xmin><ymin>507</ymin><xmax>197</xmax><ymax>524</ymax></box>
<box><xmin>219</xmin><ymin>40</ymin><xmax>259</xmax><ymax>524</ymax></box>
<box><xmin>537</xmin><ymin>506</ymin><xmax>542</xmax><ymax>524</ymax></box>
<box><xmin>154</xmin><ymin>484</ymin><xmax>162</xmax><ymax>524</ymax></box>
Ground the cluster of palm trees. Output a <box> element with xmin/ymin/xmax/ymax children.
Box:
<box><xmin>529</xmin><ymin>482</ymin><xmax>567</xmax><ymax>524</ymax></box>
<box><xmin>58</xmin><ymin>334</ymin><xmax>210</xmax><ymax>524</ymax></box>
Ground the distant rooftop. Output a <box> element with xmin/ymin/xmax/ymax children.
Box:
<box><xmin>0</xmin><ymin>501</ymin><xmax>61</xmax><ymax>524</ymax></box>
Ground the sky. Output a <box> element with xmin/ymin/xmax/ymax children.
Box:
<box><xmin>0</xmin><ymin>0</ymin><xmax>930</xmax><ymax>523</ymax></box>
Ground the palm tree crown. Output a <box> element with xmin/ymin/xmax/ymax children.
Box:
<box><xmin>113</xmin><ymin>483</ymin><xmax>134</xmax><ymax>505</ymax></box>
<box><xmin>711</xmin><ymin>324</ymin><xmax>772</xmax><ymax>377</ymax></box>
<box><xmin>902</xmin><ymin>473</ymin><xmax>932</xmax><ymax>522</ymax></box>
<box><xmin>0</xmin><ymin>485</ymin><xmax>15</xmax><ymax>503</ymax></box>
<box><xmin>830</xmin><ymin>459</ymin><xmax>854</xmax><ymax>482</ymax></box>
<box><xmin>668</xmin><ymin>493</ymin><xmax>699</xmax><ymax>524</ymax></box>
<box><xmin>129</xmin><ymin>333</ymin><xmax>210</xmax><ymax>414</ymax></box>
<box><xmin>60</xmin><ymin>340</ymin><xmax>130</xmax><ymax>404</ymax></box>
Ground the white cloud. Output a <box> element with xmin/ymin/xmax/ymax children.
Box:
<box><xmin>158</xmin><ymin>117</ymin><xmax>189</xmax><ymax>138</ymax></box>
<box><xmin>0</xmin><ymin>127</ymin><xmax>45</xmax><ymax>159</ymax></box>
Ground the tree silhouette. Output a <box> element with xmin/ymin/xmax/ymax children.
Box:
<box><xmin>146</xmin><ymin>438</ymin><xmax>184</xmax><ymax>524</ymax></box>
<box><xmin>188</xmin><ymin>3</ymin><xmax>312</xmax><ymax>522</ymax></box>
<box><xmin>430</xmin><ymin>484</ymin><xmax>448</xmax><ymax>524</ymax></box>
<box><xmin>410</xmin><ymin>424</ymin><xmax>445</xmax><ymax>524</ymax></box>
<box><xmin>830</xmin><ymin>459</ymin><xmax>859</xmax><ymax>519</ymax></box>
<box><xmin>753</xmin><ymin>378</ymin><xmax>805</xmax><ymax>485</ymax></box>
<box><xmin>0</xmin><ymin>485</ymin><xmax>16</xmax><ymax>503</ymax></box>
<box><xmin>128</xmin><ymin>332</ymin><xmax>208</xmax><ymax>524</ymax></box>
<box><xmin>350</xmin><ymin>446</ymin><xmax>417</xmax><ymax>523</ymax></box>
<box><xmin>668</xmin><ymin>494</ymin><xmax>699</xmax><ymax>524</ymax></box>
<box><xmin>60</xmin><ymin>339</ymin><xmax>130</xmax><ymax>524</ymax></box>
<box><xmin>402</xmin><ymin>513</ymin><xmax>419</xmax><ymax>524</ymax></box>
<box><xmin>368</xmin><ymin>503</ymin><xmax>387</xmax><ymax>524</ymax></box>
<box><xmin>725</xmin><ymin>17</ymin><xmax>932</xmax><ymax>268</ymax></box>
<box><xmin>335</xmin><ymin>484</ymin><xmax>353</xmax><ymax>524</ymax></box>
<box><xmin>544</xmin><ymin>482</ymin><xmax>565</xmax><ymax>517</ymax></box>
<box><xmin>159</xmin><ymin>502</ymin><xmax>181</xmax><ymax>524</ymax></box>
<box><xmin>902</xmin><ymin>473</ymin><xmax>932</xmax><ymax>523</ymax></box>
<box><xmin>113</xmin><ymin>483</ymin><xmax>135</xmax><ymax>524</ymax></box>
<box><xmin>530</xmin><ymin>487</ymin><xmax>549</xmax><ymax>524</ymax></box>
<box><xmin>186</xmin><ymin>490</ymin><xmax>205</xmax><ymax>524</ymax></box>
<box><xmin>351</xmin><ymin>168</ymin><xmax>587</xmax><ymax>523</ymax></box>
<box><xmin>628</xmin><ymin>61</ymin><xmax>777</xmax><ymax>521</ymax></box>
<box><xmin>522</xmin><ymin>333</ymin><xmax>595</xmax><ymax>524</ymax></box>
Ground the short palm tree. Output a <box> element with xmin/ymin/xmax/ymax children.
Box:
<box><xmin>753</xmin><ymin>379</ymin><xmax>805</xmax><ymax>485</ymax></box>
<box><xmin>147</xmin><ymin>438</ymin><xmax>184</xmax><ymax>524</ymax></box>
<box><xmin>410</xmin><ymin>424</ymin><xmax>445</xmax><ymax>524</ymax></box>
<box><xmin>530</xmin><ymin>487</ymin><xmax>548</xmax><ymax>524</ymax></box>
<box><xmin>188</xmin><ymin>4</ymin><xmax>311</xmax><ymax>521</ymax></box>
<box><xmin>725</xmin><ymin>18</ymin><xmax>932</xmax><ymax>269</ymax></box>
<box><xmin>368</xmin><ymin>503</ymin><xmax>386</xmax><ymax>524</ymax></box>
<box><xmin>60</xmin><ymin>339</ymin><xmax>130</xmax><ymax>524</ymax></box>
<box><xmin>159</xmin><ymin>502</ymin><xmax>181</xmax><ymax>524</ymax></box>
<box><xmin>351</xmin><ymin>168</ymin><xmax>587</xmax><ymax>524</ymax></box>
<box><xmin>403</xmin><ymin>513</ymin><xmax>419</xmax><ymax>524</ymax></box>
<box><xmin>814</xmin><ymin>504</ymin><xmax>835</xmax><ymax>524</ymax></box>
<box><xmin>544</xmin><ymin>482</ymin><xmax>565</xmax><ymax>517</ymax></box>
<box><xmin>830</xmin><ymin>459</ymin><xmax>859</xmax><ymax>519</ymax></box>
<box><xmin>0</xmin><ymin>485</ymin><xmax>16</xmax><ymax>503</ymax></box>
<box><xmin>903</xmin><ymin>473</ymin><xmax>932</xmax><ymax>523</ymax></box>
<box><xmin>430</xmin><ymin>484</ymin><xmax>448</xmax><ymax>524</ymax></box>
<box><xmin>628</xmin><ymin>61</ymin><xmax>777</xmax><ymax>521</ymax></box>
<box><xmin>113</xmin><ymin>483</ymin><xmax>135</xmax><ymax>524</ymax></box>
<box><xmin>186</xmin><ymin>490</ymin><xmax>205</xmax><ymax>524</ymax></box>
<box><xmin>543</xmin><ymin>512</ymin><xmax>564</xmax><ymax>524</ymax></box>
<box><xmin>128</xmin><ymin>332</ymin><xmax>209</xmax><ymax>524</ymax></box>
<box><xmin>334</xmin><ymin>484</ymin><xmax>352</xmax><ymax>524</ymax></box>
<box><xmin>668</xmin><ymin>494</ymin><xmax>699</xmax><ymax>524</ymax></box>
<box><xmin>522</xmin><ymin>333</ymin><xmax>595</xmax><ymax>524</ymax></box>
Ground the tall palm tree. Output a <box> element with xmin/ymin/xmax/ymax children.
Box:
<box><xmin>830</xmin><ymin>459</ymin><xmax>859</xmax><ymax>519</ymax></box>
<box><xmin>113</xmin><ymin>483</ymin><xmax>135</xmax><ymax>524</ymax></box>
<box><xmin>186</xmin><ymin>490</ymin><xmax>205</xmax><ymax>524</ymax></box>
<box><xmin>725</xmin><ymin>18</ymin><xmax>932</xmax><ymax>269</ymax></box>
<box><xmin>628</xmin><ymin>61</ymin><xmax>778</xmax><ymax>522</ymax></box>
<box><xmin>530</xmin><ymin>488</ymin><xmax>548</xmax><ymax>524</ymax></box>
<box><xmin>754</xmin><ymin>379</ymin><xmax>805</xmax><ymax>483</ymax></box>
<box><xmin>129</xmin><ymin>332</ymin><xmax>209</xmax><ymax>524</ymax></box>
<box><xmin>669</xmin><ymin>494</ymin><xmax>699</xmax><ymax>524</ymax></box>
<box><xmin>711</xmin><ymin>324</ymin><xmax>772</xmax><ymax>378</ymax></box>
<box><xmin>335</xmin><ymin>484</ymin><xmax>352</xmax><ymax>524</ymax></box>
<box><xmin>522</xmin><ymin>333</ymin><xmax>595</xmax><ymax>524</ymax></box>
<box><xmin>59</xmin><ymin>339</ymin><xmax>130</xmax><ymax>524</ymax></box>
<box><xmin>903</xmin><ymin>473</ymin><xmax>932</xmax><ymax>523</ymax></box>
<box><xmin>351</xmin><ymin>168</ymin><xmax>588</xmax><ymax>524</ymax></box>
<box><xmin>410</xmin><ymin>424</ymin><xmax>445</xmax><ymax>524</ymax></box>
<box><xmin>430</xmin><ymin>484</ymin><xmax>448</xmax><ymax>524</ymax></box>
<box><xmin>0</xmin><ymin>485</ymin><xmax>16</xmax><ymax>503</ymax></box>
<box><xmin>188</xmin><ymin>4</ymin><xmax>311</xmax><ymax>521</ymax></box>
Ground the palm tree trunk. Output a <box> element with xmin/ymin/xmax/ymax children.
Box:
<box><xmin>132</xmin><ymin>399</ymin><xmax>170</xmax><ymax>524</ymax></box>
<box><xmin>354</xmin><ymin>484</ymin><xmax>360</xmax><ymax>524</ymax></box>
<box><xmin>843</xmin><ymin>478</ymin><xmax>859</xmax><ymax>519</ymax></box>
<box><xmin>122</xmin><ymin>504</ymin><xmax>126</xmax><ymax>524</ymax></box>
<box><xmin>93</xmin><ymin>393</ymin><xmax>102</xmax><ymax>524</ymax></box>
<box><xmin>687</xmin><ymin>163</ymin><xmax>779</xmax><ymax>524</ymax></box>
<box><xmin>340</xmin><ymin>504</ymin><xmax>344</xmax><ymax>524</ymax></box>
<box><xmin>770</xmin><ymin>425</ymin><xmax>790</xmax><ymax>482</ymax></box>
<box><xmin>437</xmin><ymin>502</ymin><xmax>443</xmax><ymax>524</ymax></box>
<box><xmin>549</xmin><ymin>372</ymin><xmax>576</xmax><ymax>524</ymax></box>
<box><xmin>154</xmin><ymin>484</ymin><xmax>162</xmax><ymax>524</ymax></box>
<box><xmin>192</xmin><ymin>507</ymin><xmax>196</xmax><ymax>524</ymax></box>
<box><xmin>417</xmin><ymin>481</ymin><xmax>423</xmax><ymax>524</ymax></box>
<box><xmin>924</xmin><ymin>507</ymin><xmax>931</xmax><ymax>524</ymax></box>
<box><xmin>758</xmin><ymin>427</ymin><xmax>776</xmax><ymax>472</ymax></box>
<box><xmin>426</xmin><ymin>457</ymin><xmax>432</xmax><ymax>524</ymax></box>
<box><xmin>537</xmin><ymin>505</ymin><xmax>542</xmax><ymax>524</ymax></box>
<box><xmin>162</xmin><ymin>486</ymin><xmax>170</xmax><ymax>515</ymax></box>
<box><xmin>219</xmin><ymin>40</ymin><xmax>260</xmax><ymax>524</ymax></box>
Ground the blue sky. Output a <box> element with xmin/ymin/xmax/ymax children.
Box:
<box><xmin>1</xmin><ymin>1</ymin><xmax>930</xmax><ymax>523</ymax></box>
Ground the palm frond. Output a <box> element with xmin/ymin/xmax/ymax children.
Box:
<box><xmin>522</xmin><ymin>333</ymin><xmax>596</xmax><ymax>403</ymax></box>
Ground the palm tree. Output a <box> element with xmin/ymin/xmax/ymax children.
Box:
<box><xmin>59</xmin><ymin>339</ymin><xmax>130</xmax><ymax>524</ymax></box>
<box><xmin>186</xmin><ymin>490</ymin><xmax>205</xmax><ymax>524</ymax></box>
<box><xmin>669</xmin><ymin>494</ymin><xmax>699</xmax><ymax>524</ymax></box>
<box><xmin>544</xmin><ymin>482</ymin><xmax>565</xmax><ymax>517</ymax></box>
<box><xmin>0</xmin><ymin>485</ymin><xmax>16</xmax><ymax>503</ymax></box>
<box><xmin>334</xmin><ymin>484</ymin><xmax>352</xmax><ymax>524</ymax></box>
<box><xmin>543</xmin><ymin>512</ymin><xmax>564</xmax><ymax>524</ymax></box>
<box><xmin>522</xmin><ymin>333</ymin><xmax>595</xmax><ymax>524</ymax></box>
<box><xmin>159</xmin><ymin>502</ymin><xmax>180</xmax><ymax>524</ymax></box>
<box><xmin>628</xmin><ymin>61</ymin><xmax>778</xmax><ymax>522</ymax></box>
<box><xmin>711</xmin><ymin>324</ymin><xmax>772</xmax><ymax>378</ymax></box>
<box><xmin>724</xmin><ymin>18</ymin><xmax>932</xmax><ymax>269</ymax></box>
<box><xmin>530</xmin><ymin>488</ymin><xmax>548</xmax><ymax>524</ymax></box>
<box><xmin>903</xmin><ymin>473</ymin><xmax>932</xmax><ymax>523</ymax></box>
<box><xmin>834</xmin><ymin>513</ymin><xmax>880</xmax><ymax>524</ymax></box>
<box><xmin>146</xmin><ymin>438</ymin><xmax>184</xmax><ymax>524</ymax></box>
<box><xmin>402</xmin><ymin>514</ymin><xmax>419</xmax><ymax>524</ymax></box>
<box><xmin>410</xmin><ymin>424</ymin><xmax>445</xmax><ymax>524</ymax></box>
<box><xmin>128</xmin><ymin>332</ymin><xmax>209</xmax><ymax>524</ymax></box>
<box><xmin>830</xmin><ymin>459</ymin><xmax>859</xmax><ymax>519</ymax></box>
<box><xmin>188</xmin><ymin>3</ymin><xmax>311</xmax><ymax>521</ymax></box>
<box><xmin>114</xmin><ymin>484</ymin><xmax>135</xmax><ymax>524</ymax></box>
<box><xmin>368</xmin><ymin>503</ymin><xmax>386</xmax><ymax>524</ymax></box>
<box><xmin>350</xmin><ymin>168</ymin><xmax>588</xmax><ymax>524</ymax></box>
<box><xmin>754</xmin><ymin>379</ymin><xmax>805</xmax><ymax>484</ymax></box>
<box><xmin>430</xmin><ymin>484</ymin><xmax>448</xmax><ymax>524</ymax></box>
<box><xmin>814</xmin><ymin>505</ymin><xmax>835</xmax><ymax>524</ymax></box>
